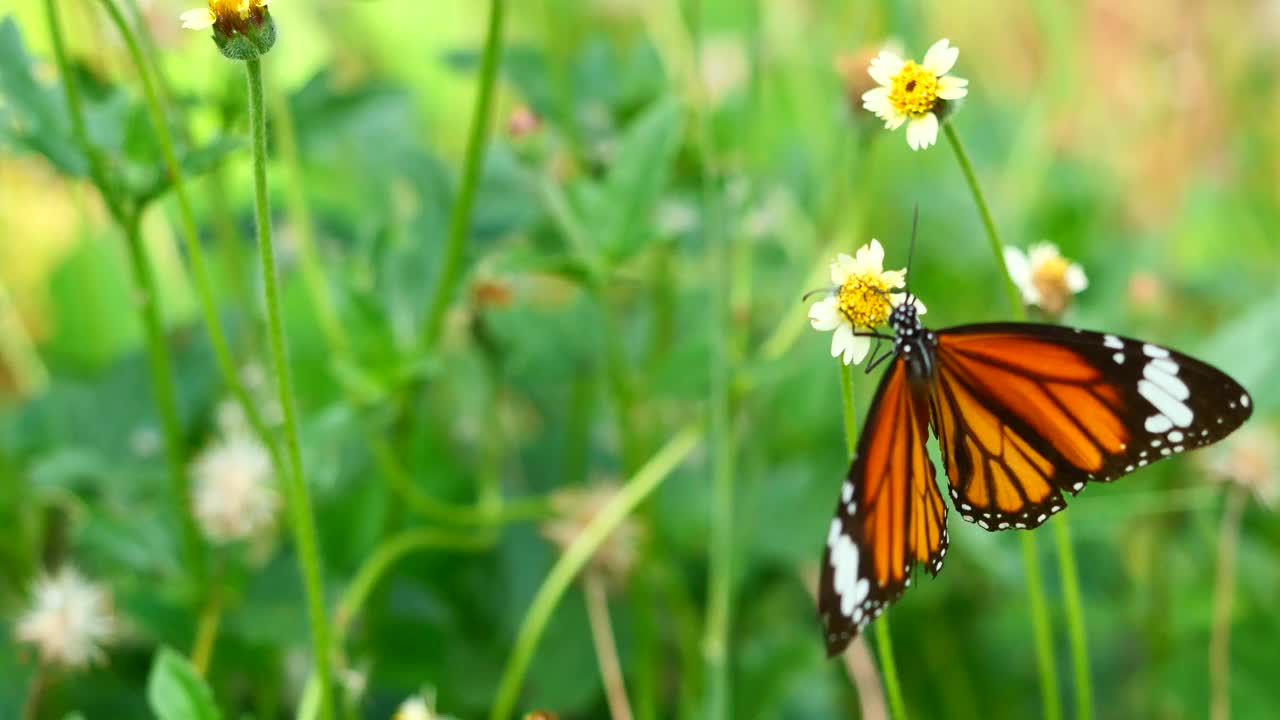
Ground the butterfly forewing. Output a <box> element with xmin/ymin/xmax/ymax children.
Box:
<box><xmin>931</xmin><ymin>323</ymin><xmax>1254</xmax><ymax>531</ymax></box>
<box><xmin>818</xmin><ymin>358</ymin><xmax>948</xmax><ymax>656</ymax></box>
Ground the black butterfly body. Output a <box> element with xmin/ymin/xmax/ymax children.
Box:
<box><xmin>818</xmin><ymin>297</ymin><xmax>1253</xmax><ymax>656</ymax></box>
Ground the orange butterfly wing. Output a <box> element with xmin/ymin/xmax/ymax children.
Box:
<box><xmin>931</xmin><ymin>324</ymin><xmax>1253</xmax><ymax>530</ymax></box>
<box><xmin>818</xmin><ymin>358</ymin><xmax>948</xmax><ymax>656</ymax></box>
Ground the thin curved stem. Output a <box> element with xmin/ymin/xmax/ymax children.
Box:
<box><xmin>94</xmin><ymin>0</ymin><xmax>285</xmax><ymax>487</ymax></box>
<box><xmin>1021</xmin><ymin>533</ymin><xmax>1062</xmax><ymax>720</ymax></box>
<box><xmin>585</xmin><ymin>572</ymin><xmax>634</xmax><ymax>720</ymax></box>
<box><xmin>333</xmin><ymin>529</ymin><xmax>492</xmax><ymax>639</ymax></box>
<box><xmin>123</xmin><ymin>215</ymin><xmax>207</xmax><ymax>591</ymax></box>
<box><xmin>1055</xmin><ymin>514</ymin><xmax>1092</xmax><ymax>720</ymax></box>
<box><xmin>43</xmin><ymin>0</ymin><xmax>126</xmax><ymax>222</ymax></box>
<box><xmin>489</xmin><ymin>424</ymin><xmax>702</xmax><ymax>720</ymax></box>
<box><xmin>421</xmin><ymin>0</ymin><xmax>506</xmax><ymax>349</ymax></box>
<box><xmin>942</xmin><ymin>123</ymin><xmax>1023</xmax><ymax>319</ymax></box>
<box><xmin>1210</xmin><ymin>486</ymin><xmax>1247</xmax><ymax>720</ymax></box>
<box><xmin>246</xmin><ymin>57</ymin><xmax>334</xmax><ymax>720</ymax></box>
<box><xmin>946</xmin><ymin>121</ymin><xmax>1083</xmax><ymax>720</ymax></box>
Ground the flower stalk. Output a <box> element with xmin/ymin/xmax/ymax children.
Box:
<box><xmin>421</xmin><ymin>0</ymin><xmax>507</xmax><ymax>350</ymax></box>
<box><xmin>245</xmin><ymin>56</ymin><xmax>334</xmax><ymax>720</ymax></box>
<box><xmin>944</xmin><ymin>119</ymin><xmax>1089</xmax><ymax>720</ymax></box>
<box><xmin>490</xmin><ymin>424</ymin><xmax>701</xmax><ymax>720</ymax></box>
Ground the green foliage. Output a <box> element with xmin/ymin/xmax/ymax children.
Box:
<box><xmin>1</xmin><ymin>2</ymin><xmax>1278</xmax><ymax>719</ymax></box>
<box><xmin>147</xmin><ymin>648</ymin><xmax>223</xmax><ymax>720</ymax></box>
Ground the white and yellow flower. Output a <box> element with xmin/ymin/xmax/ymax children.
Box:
<box><xmin>1003</xmin><ymin>242</ymin><xmax>1088</xmax><ymax>316</ymax></box>
<box><xmin>16</xmin><ymin>566</ymin><xmax>117</xmax><ymax>669</ymax></box>
<box><xmin>191</xmin><ymin>433</ymin><xmax>279</xmax><ymax>543</ymax></box>
<box><xmin>180</xmin><ymin>0</ymin><xmax>270</xmax><ymax>31</ymax></box>
<box><xmin>861</xmin><ymin>38</ymin><xmax>969</xmax><ymax>151</ymax></box>
<box><xmin>808</xmin><ymin>239</ymin><xmax>926</xmax><ymax>366</ymax></box>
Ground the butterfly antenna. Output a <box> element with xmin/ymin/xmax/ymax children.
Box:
<box><xmin>907</xmin><ymin>204</ymin><xmax>920</xmax><ymax>299</ymax></box>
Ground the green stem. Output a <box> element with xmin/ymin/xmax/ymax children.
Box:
<box><xmin>333</xmin><ymin>529</ymin><xmax>491</xmax><ymax>640</ymax></box>
<box><xmin>874</xmin><ymin>618</ymin><xmax>907</xmax><ymax>720</ymax></box>
<box><xmin>946</xmin><ymin>121</ymin><xmax>1085</xmax><ymax>720</ymax></box>
<box><xmin>942</xmin><ymin>123</ymin><xmax>1023</xmax><ymax>319</ymax></box>
<box><xmin>245</xmin><ymin>57</ymin><xmax>334</xmax><ymax>720</ymax></box>
<box><xmin>421</xmin><ymin>0</ymin><xmax>506</xmax><ymax>349</ymax></box>
<box><xmin>1055</xmin><ymin>515</ymin><xmax>1092</xmax><ymax>720</ymax></box>
<box><xmin>95</xmin><ymin>0</ymin><xmax>284</xmax><ymax>487</ymax></box>
<box><xmin>838</xmin><ymin>363</ymin><xmax>858</xmax><ymax>455</ymax></box>
<box><xmin>43</xmin><ymin>0</ymin><xmax>127</xmax><ymax>222</ymax></box>
<box><xmin>490</xmin><ymin>425</ymin><xmax>702</xmax><ymax>720</ymax></box>
<box><xmin>838</xmin><ymin>363</ymin><xmax>905</xmax><ymax>719</ymax></box>
<box><xmin>1021</xmin><ymin>534</ymin><xmax>1062</xmax><ymax>720</ymax></box>
<box><xmin>123</xmin><ymin>215</ymin><xmax>207</xmax><ymax>591</ymax></box>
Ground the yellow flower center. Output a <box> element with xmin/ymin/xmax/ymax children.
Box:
<box><xmin>837</xmin><ymin>274</ymin><xmax>894</xmax><ymax>328</ymax></box>
<box><xmin>888</xmin><ymin>61</ymin><xmax>940</xmax><ymax>118</ymax></box>
<box><xmin>209</xmin><ymin>0</ymin><xmax>265</xmax><ymax>23</ymax></box>
<box><xmin>1031</xmin><ymin>256</ymin><xmax>1071</xmax><ymax>316</ymax></box>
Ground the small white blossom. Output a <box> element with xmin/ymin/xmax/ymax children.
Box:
<box><xmin>861</xmin><ymin>38</ymin><xmax>969</xmax><ymax>150</ymax></box>
<box><xmin>808</xmin><ymin>240</ymin><xmax>925</xmax><ymax>366</ymax></box>
<box><xmin>191</xmin><ymin>434</ymin><xmax>278</xmax><ymax>543</ymax></box>
<box><xmin>16</xmin><ymin>566</ymin><xmax>116</xmax><ymax>669</ymax></box>
<box><xmin>1003</xmin><ymin>242</ymin><xmax>1088</xmax><ymax>316</ymax></box>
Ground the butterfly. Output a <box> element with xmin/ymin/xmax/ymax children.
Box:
<box><xmin>817</xmin><ymin>294</ymin><xmax>1253</xmax><ymax>656</ymax></box>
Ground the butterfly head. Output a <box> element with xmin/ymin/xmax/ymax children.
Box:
<box><xmin>890</xmin><ymin>293</ymin><xmax>937</xmax><ymax>379</ymax></box>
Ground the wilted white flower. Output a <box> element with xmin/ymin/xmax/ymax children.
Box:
<box><xmin>861</xmin><ymin>38</ymin><xmax>969</xmax><ymax>150</ymax></box>
<box><xmin>1003</xmin><ymin>242</ymin><xmax>1088</xmax><ymax>316</ymax></box>
<box><xmin>541</xmin><ymin>484</ymin><xmax>641</xmax><ymax>587</ymax></box>
<box><xmin>1203</xmin><ymin>427</ymin><xmax>1278</xmax><ymax>509</ymax></box>
<box><xmin>393</xmin><ymin>692</ymin><xmax>459</xmax><ymax>720</ymax></box>
<box><xmin>808</xmin><ymin>239</ymin><xmax>926</xmax><ymax>366</ymax></box>
<box><xmin>191</xmin><ymin>434</ymin><xmax>279</xmax><ymax>543</ymax></box>
<box><xmin>16</xmin><ymin>566</ymin><xmax>116</xmax><ymax>669</ymax></box>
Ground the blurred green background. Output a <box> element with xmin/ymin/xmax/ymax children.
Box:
<box><xmin>1</xmin><ymin>0</ymin><xmax>1278</xmax><ymax>718</ymax></box>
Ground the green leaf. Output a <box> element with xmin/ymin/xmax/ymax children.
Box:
<box><xmin>0</xmin><ymin>15</ymin><xmax>85</xmax><ymax>174</ymax></box>
<box><xmin>146</xmin><ymin>648</ymin><xmax>223</xmax><ymax>720</ymax></box>
<box><xmin>595</xmin><ymin>98</ymin><xmax>686</xmax><ymax>262</ymax></box>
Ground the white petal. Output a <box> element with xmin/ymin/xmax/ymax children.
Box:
<box><xmin>862</xmin><ymin>87</ymin><xmax>891</xmax><ymax>114</ymax></box>
<box><xmin>855</xmin><ymin>239</ymin><xmax>886</xmax><ymax>274</ymax></box>
<box><xmin>937</xmin><ymin>75</ymin><xmax>969</xmax><ymax>100</ymax></box>
<box><xmin>1003</xmin><ymin>246</ymin><xmax>1038</xmax><ymax>304</ymax></box>
<box><xmin>180</xmin><ymin>8</ymin><xmax>216</xmax><ymax>29</ymax></box>
<box><xmin>1027</xmin><ymin>242</ymin><xmax>1061</xmax><ymax>268</ymax></box>
<box><xmin>914</xmin><ymin>297</ymin><xmax>928</xmax><ymax>315</ymax></box>
<box><xmin>845</xmin><ymin>334</ymin><xmax>871</xmax><ymax>365</ymax></box>
<box><xmin>832</xmin><ymin>253</ymin><xmax>857</xmax><ymax>284</ymax></box>
<box><xmin>923</xmin><ymin>38</ymin><xmax>960</xmax><ymax>77</ymax></box>
<box><xmin>905</xmin><ymin>112</ymin><xmax>939</xmax><ymax>151</ymax></box>
<box><xmin>1066</xmin><ymin>264</ymin><xmax>1089</xmax><ymax>293</ymax></box>
<box><xmin>880</xmin><ymin>269</ymin><xmax>907</xmax><ymax>289</ymax></box>
<box><xmin>883</xmin><ymin>108</ymin><xmax>907</xmax><ymax>130</ymax></box>
<box><xmin>868</xmin><ymin>52</ymin><xmax>905</xmax><ymax>87</ymax></box>
<box><xmin>831</xmin><ymin>323</ymin><xmax>855</xmax><ymax>360</ymax></box>
<box><xmin>809</xmin><ymin>297</ymin><xmax>842</xmax><ymax>331</ymax></box>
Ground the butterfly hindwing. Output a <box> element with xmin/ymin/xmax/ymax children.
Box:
<box><xmin>930</xmin><ymin>323</ymin><xmax>1253</xmax><ymax>531</ymax></box>
<box><xmin>818</xmin><ymin>358</ymin><xmax>948</xmax><ymax>656</ymax></box>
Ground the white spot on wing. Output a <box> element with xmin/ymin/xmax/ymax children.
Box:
<box><xmin>1104</xmin><ymin>334</ymin><xmax>1124</xmax><ymax>349</ymax></box>
<box><xmin>1145</xmin><ymin>415</ymin><xmax>1173</xmax><ymax>434</ymax></box>
<box><xmin>1142</xmin><ymin>343</ymin><xmax>1170</xmax><ymax>358</ymax></box>
<box><xmin>842</xmin><ymin>481</ymin><xmax>853</xmax><ymax>504</ymax></box>
<box><xmin>1241</xmin><ymin>394</ymin><xmax>1250</xmax><ymax>409</ymax></box>
<box><xmin>1138</xmin><ymin>380</ymin><xmax>1194</xmax><ymax>428</ymax></box>
<box><xmin>1143</xmin><ymin>362</ymin><xmax>1189</xmax><ymax>401</ymax></box>
<box><xmin>1113</xmin><ymin>352</ymin><xmax>1124</xmax><ymax>365</ymax></box>
<box><xmin>1167</xmin><ymin>430</ymin><xmax>1184</xmax><ymax>443</ymax></box>
<box><xmin>831</xmin><ymin>533</ymin><xmax>868</xmax><ymax>617</ymax></box>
